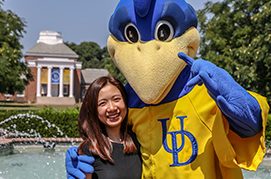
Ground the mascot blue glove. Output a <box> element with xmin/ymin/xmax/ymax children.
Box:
<box><xmin>65</xmin><ymin>146</ymin><xmax>94</xmax><ymax>179</ymax></box>
<box><xmin>178</xmin><ymin>52</ymin><xmax>262</xmax><ymax>137</ymax></box>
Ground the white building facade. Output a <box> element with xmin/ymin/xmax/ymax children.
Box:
<box><xmin>24</xmin><ymin>31</ymin><xmax>82</xmax><ymax>105</ymax></box>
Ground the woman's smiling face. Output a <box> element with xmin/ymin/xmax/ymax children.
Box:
<box><xmin>97</xmin><ymin>83</ymin><xmax>127</xmax><ymax>129</ymax></box>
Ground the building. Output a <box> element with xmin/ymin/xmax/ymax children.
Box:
<box><xmin>0</xmin><ymin>31</ymin><xmax>109</xmax><ymax>105</ymax></box>
<box><xmin>80</xmin><ymin>68</ymin><xmax>109</xmax><ymax>98</ymax></box>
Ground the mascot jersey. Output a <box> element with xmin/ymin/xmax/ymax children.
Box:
<box><xmin>107</xmin><ymin>0</ymin><xmax>270</xmax><ymax>178</ymax></box>
<box><xmin>125</xmin><ymin>68</ymin><xmax>269</xmax><ymax>179</ymax></box>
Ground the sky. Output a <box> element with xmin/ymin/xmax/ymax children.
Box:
<box><xmin>3</xmin><ymin>0</ymin><xmax>215</xmax><ymax>53</ymax></box>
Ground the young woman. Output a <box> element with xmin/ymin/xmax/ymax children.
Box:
<box><xmin>77</xmin><ymin>76</ymin><xmax>142</xmax><ymax>179</ymax></box>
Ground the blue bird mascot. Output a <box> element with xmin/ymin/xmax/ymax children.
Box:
<box><xmin>66</xmin><ymin>0</ymin><xmax>269</xmax><ymax>178</ymax></box>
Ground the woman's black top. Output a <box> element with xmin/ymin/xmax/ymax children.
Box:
<box><xmin>82</xmin><ymin>134</ymin><xmax>142</xmax><ymax>179</ymax></box>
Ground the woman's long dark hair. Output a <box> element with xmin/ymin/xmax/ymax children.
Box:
<box><xmin>78</xmin><ymin>76</ymin><xmax>137</xmax><ymax>163</ymax></box>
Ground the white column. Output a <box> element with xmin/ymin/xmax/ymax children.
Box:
<box><xmin>47</xmin><ymin>66</ymin><xmax>52</xmax><ymax>97</ymax></box>
<box><xmin>36</xmin><ymin>65</ymin><xmax>41</xmax><ymax>97</ymax></box>
<box><xmin>59</xmin><ymin>67</ymin><xmax>64</xmax><ymax>97</ymax></box>
<box><xmin>69</xmin><ymin>67</ymin><xmax>74</xmax><ymax>97</ymax></box>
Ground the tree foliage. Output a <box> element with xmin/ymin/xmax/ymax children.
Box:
<box><xmin>65</xmin><ymin>41</ymin><xmax>126</xmax><ymax>83</ymax></box>
<box><xmin>0</xmin><ymin>0</ymin><xmax>32</xmax><ymax>94</ymax></box>
<box><xmin>65</xmin><ymin>41</ymin><xmax>103</xmax><ymax>68</ymax></box>
<box><xmin>197</xmin><ymin>0</ymin><xmax>271</xmax><ymax>105</ymax></box>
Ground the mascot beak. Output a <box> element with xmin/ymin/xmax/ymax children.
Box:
<box><xmin>107</xmin><ymin>27</ymin><xmax>200</xmax><ymax>104</ymax></box>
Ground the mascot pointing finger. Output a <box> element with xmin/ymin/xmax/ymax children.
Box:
<box><xmin>66</xmin><ymin>0</ymin><xmax>269</xmax><ymax>178</ymax></box>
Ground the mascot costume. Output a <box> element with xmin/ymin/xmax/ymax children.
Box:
<box><xmin>66</xmin><ymin>0</ymin><xmax>269</xmax><ymax>178</ymax></box>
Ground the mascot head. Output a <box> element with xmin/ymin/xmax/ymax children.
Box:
<box><xmin>107</xmin><ymin>0</ymin><xmax>200</xmax><ymax>104</ymax></box>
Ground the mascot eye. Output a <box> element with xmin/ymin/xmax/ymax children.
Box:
<box><xmin>155</xmin><ymin>20</ymin><xmax>174</xmax><ymax>41</ymax></box>
<box><xmin>124</xmin><ymin>23</ymin><xmax>140</xmax><ymax>43</ymax></box>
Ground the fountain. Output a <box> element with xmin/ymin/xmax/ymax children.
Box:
<box><xmin>0</xmin><ymin>113</ymin><xmax>61</xmax><ymax>155</ymax></box>
<box><xmin>0</xmin><ymin>112</ymin><xmax>82</xmax><ymax>152</ymax></box>
<box><xmin>0</xmin><ymin>112</ymin><xmax>82</xmax><ymax>178</ymax></box>
<box><xmin>0</xmin><ymin>112</ymin><xmax>270</xmax><ymax>178</ymax></box>
<box><xmin>0</xmin><ymin>112</ymin><xmax>65</xmax><ymax>138</ymax></box>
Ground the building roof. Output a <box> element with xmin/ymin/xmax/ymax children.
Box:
<box><xmin>81</xmin><ymin>68</ymin><xmax>109</xmax><ymax>85</ymax></box>
<box><xmin>25</xmin><ymin>42</ymin><xmax>79</xmax><ymax>58</ymax></box>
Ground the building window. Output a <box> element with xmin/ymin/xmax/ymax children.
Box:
<box><xmin>41</xmin><ymin>84</ymin><xmax>47</xmax><ymax>96</ymax></box>
<box><xmin>3</xmin><ymin>94</ymin><xmax>13</xmax><ymax>101</ymax></box>
<box><xmin>51</xmin><ymin>84</ymin><xmax>59</xmax><ymax>97</ymax></box>
<box><xmin>63</xmin><ymin>85</ymin><xmax>70</xmax><ymax>97</ymax></box>
<box><xmin>16</xmin><ymin>90</ymin><xmax>25</xmax><ymax>97</ymax></box>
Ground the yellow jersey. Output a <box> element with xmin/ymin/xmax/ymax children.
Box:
<box><xmin>127</xmin><ymin>85</ymin><xmax>269</xmax><ymax>179</ymax></box>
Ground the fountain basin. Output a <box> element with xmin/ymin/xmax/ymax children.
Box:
<box><xmin>0</xmin><ymin>143</ymin><xmax>270</xmax><ymax>179</ymax></box>
<box><xmin>0</xmin><ymin>144</ymin><xmax>69</xmax><ymax>179</ymax></box>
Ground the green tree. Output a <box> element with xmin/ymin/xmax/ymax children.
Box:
<box><xmin>66</xmin><ymin>41</ymin><xmax>125</xmax><ymax>83</ymax></box>
<box><xmin>100</xmin><ymin>47</ymin><xmax>126</xmax><ymax>84</ymax></box>
<box><xmin>197</xmin><ymin>0</ymin><xmax>271</xmax><ymax>105</ymax></box>
<box><xmin>65</xmin><ymin>41</ymin><xmax>103</xmax><ymax>68</ymax></box>
<box><xmin>0</xmin><ymin>0</ymin><xmax>32</xmax><ymax>94</ymax></box>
